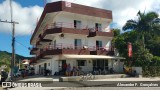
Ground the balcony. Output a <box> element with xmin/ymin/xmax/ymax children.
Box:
<box><xmin>35</xmin><ymin>49</ymin><xmax>51</xmax><ymax>60</ymax></box>
<box><xmin>39</xmin><ymin>43</ymin><xmax>90</xmax><ymax>58</ymax></box>
<box><xmin>42</xmin><ymin>22</ymin><xmax>89</xmax><ymax>39</ymax></box>
<box><xmin>90</xmin><ymin>46</ymin><xmax>115</xmax><ymax>56</ymax></box>
<box><xmin>30</xmin><ymin>57</ymin><xmax>37</xmax><ymax>64</ymax></box>
<box><xmin>88</xmin><ymin>28</ymin><xmax>113</xmax><ymax>37</ymax></box>
<box><xmin>35</xmin><ymin>38</ymin><xmax>52</xmax><ymax>48</ymax></box>
<box><xmin>30</xmin><ymin>47</ymin><xmax>38</xmax><ymax>55</ymax></box>
<box><xmin>34</xmin><ymin>43</ymin><xmax>115</xmax><ymax>60</ymax></box>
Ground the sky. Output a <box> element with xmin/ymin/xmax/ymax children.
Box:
<box><xmin>0</xmin><ymin>0</ymin><xmax>160</xmax><ymax>57</ymax></box>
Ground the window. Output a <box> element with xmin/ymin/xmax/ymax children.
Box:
<box><xmin>96</xmin><ymin>40</ymin><xmax>102</xmax><ymax>50</ymax></box>
<box><xmin>75</xmin><ymin>39</ymin><xmax>82</xmax><ymax>49</ymax></box>
<box><xmin>92</xmin><ymin>60</ymin><xmax>108</xmax><ymax>71</ymax></box>
<box><xmin>54</xmin><ymin>40</ymin><xmax>56</xmax><ymax>49</ymax></box>
<box><xmin>74</xmin><ymin>20</ymin><xmax>81</xmax><ymax>29</ymax></box>
<box><xmin>77</xmin><ymin>60</ymin><xmax>86</xmax><ymax>66</ymax></box>
<box><xmin>95</xmin><ymin>23</ymin><xmax>102</xmax><ymax>31</ymax></box>
<box><xmin>105</xmin><ymin>60</ymin><xmax>108</xmax><ymax>70</ymax></box>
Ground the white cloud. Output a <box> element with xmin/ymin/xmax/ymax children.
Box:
<box><xmin>48</xmin><ymin>0</ymin><xmax>160</xmax><ymax>30</ymax></box>
<box><xmin>0</xmin><ymin>0</ymin><xmax>160</xmax><ymax>36</ymax></box>
<box><xmin>0</xmin><ymin>0</ymin><xmax>43</xmax><ymax>36</ymax></box>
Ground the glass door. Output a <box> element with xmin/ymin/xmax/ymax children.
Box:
<box><xmin>95</xmin><ymin>23</ymin><xmax>102</xmax><ymax>31</ymax></box>
<box><xmin>75</xmin><ymin>39</ymin><xmax>82</xmax><ymax>49</ymax></box>
<box><xmin>92</xmin><ymin>60</ymin><xmax>108</xmax><ymax>71</ymax></box>
<box><xmin>96</xmin><ymin>40</ymin><xmax>102</xmax><ymax>50</ymax></box>
<box><xmin>74</xmin><ymin>20</ymin><xmax>81</xmax><ymax>29</ymax></box>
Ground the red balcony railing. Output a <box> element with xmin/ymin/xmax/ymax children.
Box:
<box><xmin>42</xmin><ymin>22</ymin><xmax>111</xmax><ymax>33</ymax></box>
<box><xmin>43</xmin><ymin>43</ymin><xmax>85</xmax><ymax>51</ymax></box>
<box><xmin>35</xmin><ymin>43</ymin><xmax>114</xmax><ymax>59</ymax></box>
<box><xmin>30</xmin><ymin>46</ymin><xmax>38</xmax><ymax>55</ymax></box>
<box><xmin>41</xmin><ymin>43</ymin><xmax>112</xmax><ymax>51</ymax></box>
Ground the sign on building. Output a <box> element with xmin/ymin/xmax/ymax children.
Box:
<box><xmin>65</xmin><ymin>1</ymin><xmax>71</xmax><ymax>7</ymax></box>
<box><xmin>128</xmin><ymin>42</ymin><xmax>132</xmax><ymax>57</ymax></box>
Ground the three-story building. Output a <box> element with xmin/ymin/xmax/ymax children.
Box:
<box><xmin>30</xmin><ymin>1</ymin><xmax>124</xmax><ymax>75</ymax></box>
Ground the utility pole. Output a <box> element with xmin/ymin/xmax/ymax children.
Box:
<box><xmin>1</xmin><ymin>0</ymin><xmax>18</xmax><ymax>81</ymax></box>
<box><xmin>0</xmin><ymin>20</ymin><xmax>18</xmax><ymax>81</ymax></box>
<box><xmin>19</xmin><ymin>59</ymin><xmax>21</xmax><ymax>69</ymax></box>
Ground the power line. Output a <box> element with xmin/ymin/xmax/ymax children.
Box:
<box><xmin>0</xmin><ymin>19</ymin><xmax>29</xmax><ymax>49</ymax></box>
<box><xmin>15</xmin><ymin>40</ymin><xmax>30</xmax><ymax>49</ymax></box>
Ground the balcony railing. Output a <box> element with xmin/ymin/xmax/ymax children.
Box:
<box><xmin>43</xmin><ymin>43</ymin><xmax>85</xmax><ymax>51</ymax></box>
<box><xmin>35</xmin><ymin>43</ymin><xmax>114</xmax><ymax>59</ymax></box>
<box><xmin>42</xmin><ymin>22</ymin><xmax>110</xmax><ymax>33</ymax></box>
<box><xmin>41</xmin><ymin>43</ymin><xmax>112</xmax><ymax>51</ymax></box>
<box><xmin>30</xmin><ymin>46</ymin><xmax>38</xmax><ymax>52</ymax></box>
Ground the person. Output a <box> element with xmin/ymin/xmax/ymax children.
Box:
<box><xmin>21</xmin><ymin>69</ymin><xmax>25</xmax><ymax>78</ymax></box>
<box><xmin>76</xmin><ymin>66</ymin><xmax>80</xmax><ymax>76</ymax></box>
<box><xmin>44</xmin><ymin>69</ymin><xmax>47</xmax><ymax>76</ymax></box>
<box><xmin>1</xmin><ymin>70</ymin><xmax>8</xmax><ymax>83</ymax></box>
<box><xmin>132</xmin><ymin>70</ymin><xmax>137</xmax><ymax>77</ymax></box>
<box><xmin>72</xmin><ymin>66</ymin><xmax>77</xmax><ymax>76</ymax></box>
<box><xmin>66</xmin><ymin>63</ymin><xmax>71</xmax><ymax>76</ymax></box>
<box><xmin>109</xmin><ymin>68</ymin><xmax>114</xmax><ymax>74</ymax></box>
<box><xmin>62</xmin><ymin>63</ymin><xmax>67</xmax><ymax>75</ymax></box>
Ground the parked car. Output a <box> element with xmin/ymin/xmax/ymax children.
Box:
<box><xmin>28</xmin><ymin>67</ymin><xmax>35</xmax><ymax>76</ymax></box>
<box><xmin>15</xmin><ymin>69</ymin><xmax>25</xmax><ymax>77</ymax></box>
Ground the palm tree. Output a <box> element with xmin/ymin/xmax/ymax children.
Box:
<box><xmin>123</xmin><ymin>11</ymin><xmax>159</xmax><ymax>48</ymax></box>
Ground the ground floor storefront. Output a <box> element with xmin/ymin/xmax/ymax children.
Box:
<box><xmin>33</xmin><ymin>55</ymin><xmax>124</xmax><ymax>76</ymax></box>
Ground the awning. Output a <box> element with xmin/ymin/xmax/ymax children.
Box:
<box><xmin>61</xmin><ymin>55</ymin><xmax>125</xmax><ymax>59</ymax></box>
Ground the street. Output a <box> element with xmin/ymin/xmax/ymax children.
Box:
<box><xmin>1</xmin><ymin>76</ymin><xmax>160</xmax><ymax>90</ymax></box>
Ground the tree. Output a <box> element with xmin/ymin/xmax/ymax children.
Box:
<box><xmin>112</xmin><ymin>11</ymin><xmax>160</xmax><ymax>67</ymax></box>
<box><xmin>123</xmin><ymin>11</ymin><xmax>159</xmax><ymax>48</ymax></box>
<box><xmin>133</xmin><ymin>47</ymin><xmax>153</xmax><ymax>67</ymax></box>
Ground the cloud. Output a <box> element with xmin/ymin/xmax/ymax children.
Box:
<box><xmin>0</xmin><ymin>0</ymin><xmax>43</xmax><ymax>36</ymax></box>
<box><xmin>0</xmin><ymin>0</ymin><xmax>159</xmax><ymax>36</ymax></box>
<box><xmin>48</xmin><ymin>0</ymin><xmax>160</xmax><ymax>30</ymax></box>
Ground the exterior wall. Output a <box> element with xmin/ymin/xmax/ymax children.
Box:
<box><xmin>108</xmin><ymin>59</ymin><xmax>124</xmax><ymax>73</ymax></box>
<box><xmin>54</xmin><ymin>12</ymin><xmax>110</xmax><ymax>32</ymax></box>
<box><xmin>31</xmin><ymin>1</ymin><xmax>112</xmax><ymax>45</ymax></box>
<box><xmin>51</xmin><ymin>59</ymin><xmax>59</xmax><ymax>75</ymax></box>
<box><xmin>34</xmin><ymin>57</ymin><xmax>124</xmax><ymax>75</ymax></box>
<box><xmin>81</xmin><ymin>59</ymin><xmax>93</xmax><ymax>72</ymax></box>
<box><xmin>34</xmin><ymin>65</ymin><xmax>38</xmax><ymax>75</ymax></box>
<box><xmin>65</xmin><ymin>59</ymin><xmax>93</xmax><ymax>72</ymax></box>
<box><xmin>88</xmin><ymin>37</ymin><xmax>111</xmax><ymax>49</ymax></box>
<box><xmin>132</xmin><ymin>67</ymin><xmax>142</xmax><ymax>75</ymax></box>
<box><xmin>31</xmin><ymin>2</ymin><xmax>125</xmax><ymax>75</ymax></box>
<box><xmin>33</xmin><ymin>59</ymin><xmax>52</xmax><ymax>75</ymax></box>
<box><xmin>49</xmin><ymin>34</ymin><xmax>112</xmax><ymax>49</ymax></box>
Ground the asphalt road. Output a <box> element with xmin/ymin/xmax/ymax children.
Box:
<box><xmin>1</xmin><ymin>76</ymin><xmax>160</xmax><ymax>90</ymax></box>
<box><xmin>3</xmin><ymin>87</ymin><xmax>160</xmax><ymax>90</ymax></box>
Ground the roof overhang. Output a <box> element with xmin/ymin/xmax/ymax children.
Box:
<box><xmin>61</xmin><ymin>54</ymin><xmax>125</xmax><ymax>60</ymax></box>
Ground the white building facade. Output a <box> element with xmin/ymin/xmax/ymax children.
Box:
<box><xmin>30</xmin><ymin>1</ymin><xmax>124</xmax><ymax>75</ymax></box>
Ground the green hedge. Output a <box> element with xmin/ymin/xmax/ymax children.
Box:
<box><xmin>142</xmin><ymin>66</ymin><xmax>160</xmax><ymax>77</ymax></box>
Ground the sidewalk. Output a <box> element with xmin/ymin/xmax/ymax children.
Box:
<box><xmin>90</xmin><ymin>77</ymin><xmax>160</xmax><ymax>81</ymax></box>
<box><xmin>15</xmin><ymin>75</ymin><xmax>160</xmax><ymax>82</ymax></box>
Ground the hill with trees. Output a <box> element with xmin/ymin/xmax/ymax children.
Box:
<box><xmin>0</xmin><ymin>50</ymin><xmax>30</xmax><ymax>72</ymax></box>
